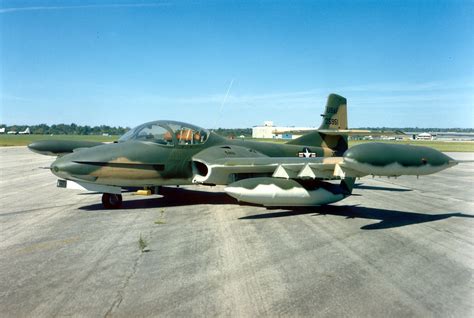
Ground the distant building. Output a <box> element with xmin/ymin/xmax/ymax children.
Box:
<box><xmin>416</xmin><ymin>132</ymin><xmax>433</xmax><ymax>140</ymax></box>
<box><xmin>405</xmin><ymin>131</ymin><xmax>474</xmax><ymax>141</ymax></box>
<box><xmin>0</xmin><ymin>127</ymin><xmax>5</xmax><ymax>134</ymax></box>
<box><xmin>252</xmin><ymin>121</ymin><xmax>315</xmax><ymax>139</ymax></box>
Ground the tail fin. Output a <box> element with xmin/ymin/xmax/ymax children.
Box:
<box><xmin>319</xmin><ymin>94</ymin><xmax>347</xmax><ymax>130</ymax></box>
<box><xmin>288</xmin><ymin>93</ymin><xmax>348</xmax><ymax>156</ymax></box>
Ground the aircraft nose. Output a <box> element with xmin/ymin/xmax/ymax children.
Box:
<box><xmin>50</xmin><ymin>157</ymin><xmax>73</xmax><ymax>179</ymax></box>
<box><xmin>50</xmin><ymin>155</ymin><xmax>93</xmax><ymax>180</ymax></box>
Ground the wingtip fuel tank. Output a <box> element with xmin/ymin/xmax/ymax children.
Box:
<box><xmin>342</xmin><ymin>143</ymin><xmax>454</xmax><ymax>177</ymax></box>
<box><xmin>28</xmin><ymin>140</ymin><xmax>104</xmax><ymax>156</ymax></box>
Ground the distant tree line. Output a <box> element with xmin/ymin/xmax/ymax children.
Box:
<box><xmin>0</xmin><ymin>124</ymin><xmax>130</xmax><ymax>135</ymax></box>
<box><xmin>0</xmin><ymin>124</ymin><xmax>472</xmax><ymax>136</ymax></box>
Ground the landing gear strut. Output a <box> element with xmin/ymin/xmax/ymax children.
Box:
<box><xmin>102</xmin><ymin>193</ymin><xmax>123</xmax><ymax>209</ymax></box>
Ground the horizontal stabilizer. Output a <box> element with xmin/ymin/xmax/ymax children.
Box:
<box><xmin>317</xmin><ymin>129</ymin><xmax>405</xmax><ymax>136</ymax></box>
<box><xmin>274</xmin><ymin>129</ymin><xmax>405</xmax><ymax>136</ymax></box>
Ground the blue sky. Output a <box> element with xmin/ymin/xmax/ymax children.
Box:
<box><xmin>1</xmin><ymin>0</ymin><xmax>473</xmax><ymax>128</ymax></box>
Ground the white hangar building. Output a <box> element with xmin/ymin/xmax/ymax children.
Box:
<box><xmin>252</xmin><ymin>121</ymin><xmax>316</xmax><ymax>140</ymax></box>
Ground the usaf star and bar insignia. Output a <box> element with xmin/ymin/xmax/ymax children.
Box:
<box><xmin>298</xmin><ymin>147</ymin><xmax>316</xmax><ymax>158</ymax></box>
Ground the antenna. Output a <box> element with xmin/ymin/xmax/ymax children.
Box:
<box><xmin>213</xmin><ymin>78</ymin><xmax>234</xmax><ymax>130</ymax></box>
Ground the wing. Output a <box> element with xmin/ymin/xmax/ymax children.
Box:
<box><xmin>191</xmin><ymin>145</ymin><xmax>362</xmax><ymax>185</ymax></box>
<box><xmin>192</xmin><ymin>142</ymin><xmax>456</xmax><ymax>186</ymax></box>
<box><xmin>192</xmin><ymin>143</ymin><xmax>457</xmax><ymax>207</ymax></box>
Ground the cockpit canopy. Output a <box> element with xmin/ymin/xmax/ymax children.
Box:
<box><xmin>118</xmin><ymin>120</ymin><xmax>209</xmax><ymax>146</ymax></box>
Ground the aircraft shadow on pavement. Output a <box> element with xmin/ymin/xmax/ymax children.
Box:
<box><xmin>79</xmin><ymin>187</ymin><xmax>243</xmax><ymax>211</ymax></box>
<box><xmin>239</xmin><ymin>205</ymin><xmax>474</xmax><ymax>230</ymax></box>
<box><xmin>78</xmin><ymin>187</ymin><xmax>474</xmax><ymax>230</ymax></box>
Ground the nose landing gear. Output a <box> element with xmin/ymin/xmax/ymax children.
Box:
<box><xmin>102</xmin><ymin>193</ymin><xmax>123</xmax><ymax>209</ymax></box>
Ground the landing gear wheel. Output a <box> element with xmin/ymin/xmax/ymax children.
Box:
<box><xmin>102</xmin><ymin>193</ymin><xmax>123</xmax><ymax>209</ymax></box>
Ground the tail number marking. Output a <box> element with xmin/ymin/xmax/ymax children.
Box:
<box><xmin>325</xmin><ymin>118</ymin><xmax>339</xmax><ymax>125</ymax></box>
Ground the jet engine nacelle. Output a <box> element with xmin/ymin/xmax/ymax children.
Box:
<box><xmin>192</xmin><ymin>145</ymin><xmax>270</xmax><ymax>185</ymax></box>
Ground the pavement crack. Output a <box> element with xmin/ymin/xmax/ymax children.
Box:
<box><xmin>104</xmin><ymin>251</ymin><xmax>143</xmax><ymax>317</ymax></box>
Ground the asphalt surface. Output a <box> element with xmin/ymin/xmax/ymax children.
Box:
<box><xmin>1</xmin><ymin>147</ymin><xmax>473</xmax><ymax>317</ymax></box>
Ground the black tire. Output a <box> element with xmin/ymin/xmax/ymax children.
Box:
<box><xmin>102</xmin><ymin>193</ymin><xmax>123</xmax><ymax>209</ymax></box>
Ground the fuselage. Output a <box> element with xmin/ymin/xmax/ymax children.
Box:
<box><xmin>28</xmin><ymin>94</ymin><xmax>461</xmax><ymax>209</ymax></box>
<box><xmin>50</xmin><ymin>129</ymin><xmax>336</xmax><ymax>187</ymax></box>
<box><xmin>48</xmin><ymin>120</ymin><xmax>455</xmax><ymax>188</ymax></box>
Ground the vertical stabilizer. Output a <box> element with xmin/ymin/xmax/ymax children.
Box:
<box><xmin>288</xmin><ymin>93</ymin><xmax>348</xmax><ymax>156</ymax></box>
<box><xmin>319</xmin><ymin>94</ymin><xmax>347</xmax><ymax>130</ymax></box>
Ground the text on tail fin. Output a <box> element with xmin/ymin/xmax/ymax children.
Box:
<box><xmin>319</xmin><ymin>94</ymin><xmax>348</xmax><ymax>130</ymax></box>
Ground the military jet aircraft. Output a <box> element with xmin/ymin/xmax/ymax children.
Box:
<box><xmin>29</xmin><ymin>94</ymin><xmax>460</xmax><ymax>208</ymax></box>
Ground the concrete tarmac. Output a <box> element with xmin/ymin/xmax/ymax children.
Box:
<box><xmin>1</xmin><ymin>147</ymin><xmax>473</xmax><ymax>317</ymax></box>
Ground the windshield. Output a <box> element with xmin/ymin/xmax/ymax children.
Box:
<box><xmin>118</xmin><ymin>120</ymin><xmax>209</xmax><ymax>146</ymax></box>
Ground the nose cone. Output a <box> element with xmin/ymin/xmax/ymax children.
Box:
<box><xmin>50</xmin><ymin>153</ymin><xmax>98</xmax><ymax>182</ymax></box>
<box><xmin>50</xmin><ymin>156</ymin><xmax>75</xmax><ymax>179</ymax></box>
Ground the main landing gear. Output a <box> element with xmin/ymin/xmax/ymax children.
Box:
<box><xmin>102</xmin><ymin>193</ymin><xmax>123</xmax><ymax>209</ymax></box>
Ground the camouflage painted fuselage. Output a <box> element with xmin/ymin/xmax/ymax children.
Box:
<box><xmin>49</xmin><ymin>133</ymin><xmax>338</xmax><ymax>187</ymax></box>
<box><xmin>28</xmin><ymin>93</ymin><xmax>458</xmax><ymax>208</ymax></box>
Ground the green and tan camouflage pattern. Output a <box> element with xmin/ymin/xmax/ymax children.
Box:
<box><xmin>27</xmin><ymin>93</ymin><xmax>456</xmax><ymax>207</ymax></box>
